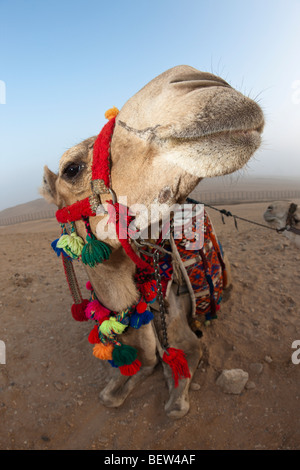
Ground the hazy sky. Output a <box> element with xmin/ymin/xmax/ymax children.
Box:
<box><xmin>0</xmin><ymin>0</ymin><xmax>300</xmax><ymax>210</ymax></box>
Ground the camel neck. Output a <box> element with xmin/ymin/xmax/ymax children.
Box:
<box><xmin>84</xmin><ymin>245</ymin><xmax>140</xmax><ymax>312</ymax></box>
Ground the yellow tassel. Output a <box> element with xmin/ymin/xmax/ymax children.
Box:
<box><xmin>104</xmin><ymin>106</ymin><xmax>119</xmax><ymax>120</ymax></box>
<box><xmin>93</xmin><ymin>343</ymin><xmax>114</xmax><ymax>360</ymax></box>
<box><xmin>100</xmin><ymin>317</ymin><xmax>127</xmax><ymax>337</ymax></box>
<box><xmin>56</xmin><ymin>232</ymin><xmax>84</xmax><ymax>258</ymax></box>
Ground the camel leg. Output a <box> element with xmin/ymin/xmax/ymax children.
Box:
<box><xmin>153</xmin><ymin>286</ymin><xmax>202</xmax><ymax>419</ymax></box>
<box><xmin>223</xmin><ymin>252</ymin><xmax>232</xmax><ymax>289</ymax></box>
<box><xmin>99</xmin><ymin>322</ymin><xmax>158</xmax><ymax>408</ymax></box>
<box><xmin>99</xmin><ymin>364</ymin><xmax>156</xmax><ymax>408</ymax></box>
<box><xmin>162</xmin><ymin>348</ymin><xmax>200</xmax><ymax>419</ymax></box>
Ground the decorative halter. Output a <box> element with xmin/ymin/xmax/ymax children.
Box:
<box><xmin>52</xmin><ymin>107</ymin><xmax>191</xmax><ymax>386</ymax></box>
<box><xmin>277</xmin><ymin>202</ymin><xmax>300</xmax><ymax>236</ymax></box>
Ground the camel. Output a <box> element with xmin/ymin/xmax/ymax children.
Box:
<box><xmin>41</xmin><ymin>65</ymin><xmax>264</xmax><ymax>418</ymax></box>
<box><xmin>263</xmin><ymin>201</ymin><xmax>300</xmax><ymax>249</ymax></box>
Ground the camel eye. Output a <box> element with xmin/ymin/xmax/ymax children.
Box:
<box><xmin>63</xmin><ymin>163</ymin><xmax>84</xmax><ymax>180</ymax></box>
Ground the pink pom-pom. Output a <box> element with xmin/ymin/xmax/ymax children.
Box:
<box><xmin>85</xmin><ymin>299</ymin><xmax>111</xmax><ymax>321</ymax></box>
<box><xmin>86</xmin><ymin>281</ymin><xmax>93</xmax><ymax>291</ymax></box>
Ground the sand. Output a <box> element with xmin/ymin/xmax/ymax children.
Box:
<box><xmin>1</xmin><ymin>200</ymin><xmax>300</xmax><ymax>450</ymax></box>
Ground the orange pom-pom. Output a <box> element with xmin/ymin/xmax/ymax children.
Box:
<box><xmin>104</xmin><ymin>106</ymin><xmax>119</xmax><ymax>120</ymax></box>
<box><xmin>93</xmin><ymin>343</ymin><xmax>114</xmax><ymax>360</ymax></box>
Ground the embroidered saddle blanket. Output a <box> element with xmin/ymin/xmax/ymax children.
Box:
<box><xmin>157</xmin><ymin>205</ymin><xmax>227</xmax><ymax>321</ymax></box>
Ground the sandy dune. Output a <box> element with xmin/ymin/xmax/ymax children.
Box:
<box><xmin>0</xmin><ymin>199</ymin><xmax>300</xmax><ymax>450</ymax></box>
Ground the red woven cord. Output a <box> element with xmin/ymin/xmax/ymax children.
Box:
<box><xmin>92</xmin><ymin>117</ymin><xmax>116</xmax><ymax>186</ymax></box>
<box><xmin>61</xmin><ymin>255</ymin><xmax>83</xmax><ymax>303</ymax></box>
<box><xmin>56</xmin><ymin>197</ymin><xmax>95</xmax><ymax>224</ymax></box>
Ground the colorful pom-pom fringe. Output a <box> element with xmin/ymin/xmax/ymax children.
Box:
<box><xmin>93</xmin><ymin>343</ymin><xmax>114</xmax><ymax>360</ymax></box>
<box><xmin>99</xmin><ymin>318</ymin><xmax>127</xmax><ymax>337</ymax></box>
<box><xmin>130</xmin><ymin>310</ymin><xmax>154</xmax><ymax>329</ymax></box>
<box><xmin>71</xmin><ymin>299</ymin><xmax>89</xmax><ymax>322</ymax></box>
<box><xmin>85</xmin><ymin>299</ymin><xmax>111</xmax><ymax>321</ymax></box>
<box><xmin>112</xmin><ymin>344</ymin><xmax>138</xmax><ymax>367</ymax></box>
<box><xmin>119</xmin><ymin>359</ymin><xmax>141</xmax><ymax>376</ymax></box>
<box><xmin>57</xmin><ymin>233</ymin><xmax>85</xmax><ymax>259</ymax></box>
<box><xmin>81</xmin><ymin>234</ymin><xmax>112</xmax><ymax>267</ymax></box>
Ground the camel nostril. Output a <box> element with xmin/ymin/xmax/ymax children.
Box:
<box><xmin>170</xmin><ymin>72</ymin><xmax>231</xmax><ymax>90</ymax></box>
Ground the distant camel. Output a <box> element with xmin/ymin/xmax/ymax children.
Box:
<box><xmin>41</xmin><ymin>65</ymin><xmax>264</xmax><ymax>418</ymax></box>
<box><xmin>264</xmin><ymin>201</ymin><xmax>300</xmax><ymax>249</ymax></box>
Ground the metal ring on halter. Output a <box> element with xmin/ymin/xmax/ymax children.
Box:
<box><xmin>94</xmin><ymin>188</ymin><xmax>117</xmax><ymax>216</ymax></box>
<box><xmin>108</xmin><ymin>188</ymin><xmax>117</xmax><ymax>205</ymax></box>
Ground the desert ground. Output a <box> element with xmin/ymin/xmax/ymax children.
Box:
<box><xmin>0</xmin><ymin>193</ymin><xmax>300</xmax><ymax>450</ymax></box>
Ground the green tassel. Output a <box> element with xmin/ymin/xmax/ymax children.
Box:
<box><xmin>81</xmin><ymin>234</ymin><xmax>112</xmax><ymax>267</ymax></box>
<box><xmin>112</xmin><ymin>344</ymin><xmax>138</xmax><ymax>366</ymax></box>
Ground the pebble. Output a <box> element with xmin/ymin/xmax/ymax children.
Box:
<box><xmin>216</xmin><ymin>369</ymin><xmax>249</xmax><ymax>395</ymax></box>
<box><xmin>53</xmin><ymin>381</ymin><xmax>64</xmax><ymax>391</ymax></box>
<box><xmin>250</xmin><ymin>363</ymin><xmax>263</xmax><ymax>375</ymax></box>
<box><xmin>190</xmin><ymin>382</ymin><xmax>201</xmax><ymax>391</ymax></box>
<box><xmin>264</xmin><ymin>355</ymin><xmax>273</xmax><ymax>363</ymax></box>
<box><xmin>245</xmin><ymin>381</ymin><xmax>256</xmax><ymax>390</ymax></box>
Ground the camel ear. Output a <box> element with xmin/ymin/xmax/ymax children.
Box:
<box><xmin>39</xmin><ymin>165</ymin><xmax>62</xmax><ymax>207</ymax></box>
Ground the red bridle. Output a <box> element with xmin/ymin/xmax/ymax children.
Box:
<box><xmin>55</xmin><ymin>113</ymin><xmax>152</xmax><ymax>274</ymax></box>
<box><xmin>56</xmin><ymin>116</ymin><xmax>117</xmax><ymax>224</ymax></box>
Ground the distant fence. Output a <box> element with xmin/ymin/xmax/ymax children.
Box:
<box><xmin>0</xmin><ymin>189</ymin><xmax>300</xmax><ymax>226</ymax></box>
<box><xmin>199</xmin><ymin>189</ymin><xmax>300</xmax><ymax>205</ymax></box>
<box><xmin>0</xmin><ymin>210</ymin><xmax>56</xmax><ymax>226</ymax></box>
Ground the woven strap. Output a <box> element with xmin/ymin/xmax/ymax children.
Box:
<box><xmin>62</xmin><ymin>256</ymin><xmax>83</xmax><ymax>304</ymax></box>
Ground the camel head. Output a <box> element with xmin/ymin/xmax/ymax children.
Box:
<box><xmin>41</xmin><ymin>65</ymin><xmax>264</xmax><ymax>234</ymax></box>
<box><xmin>263</xmin><ymin>201</ymin><xmax>300</xmax><ymax>230</ymax></box>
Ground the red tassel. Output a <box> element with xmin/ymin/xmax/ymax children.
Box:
<box><xmin>162</xmin><ymin>348</ymin><xmax>191</xmax><ymax>388</ymax></box>
<box><xmin>88</xmin><ymin>325</ymin><xmax>100</xmax><ymax>344</ymax></box>
<box><xmin>71</xmin><ymin>299</ymin><xmax>89</xmax><ymax>321</ymax></box>
<box><xmin>119</xmin><ymin>359</ymin><xmax>141</xmax><ymax>376</ymax></box>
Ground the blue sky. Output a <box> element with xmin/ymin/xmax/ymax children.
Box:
<box><xmin>0</xmin><ymin>0</ymin><xmax>300</xmax><ymax>210</ymax></box>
